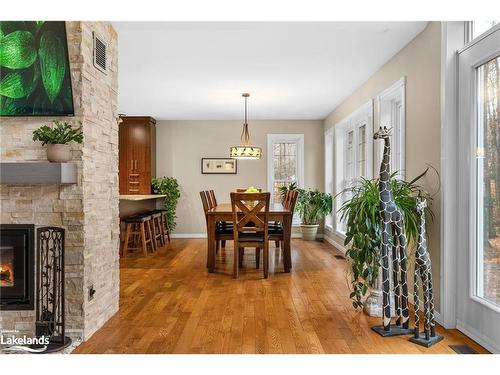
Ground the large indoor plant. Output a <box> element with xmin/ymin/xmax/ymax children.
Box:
<box><xmin>296</xmin><ymin>188</ymin><xmax>333</xmax><ymax>240</ymax></box>
<box><xmin>32</xmin><ymin>120</ymin><xmax>83</xmax><ymax>162</ymax></box>
<box><xmin>151</xmin><ymin>176</ymin><xmax>181</xmax><ymax>232</ymax></box>
<box><xmin>337</xmin><ymin>170</ymin><xmax>434</xmax><ymax>309</ymax></box>
<box><xmin>278</xmin><ymin>181</ymin><xmax>298</xmax><ymax>201</ymax></box>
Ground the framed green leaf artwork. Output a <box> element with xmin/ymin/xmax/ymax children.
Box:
<box><xmin>0</xmin><ymin>21</ymin><xmax>74</xmax><ymax>116</ymax></box>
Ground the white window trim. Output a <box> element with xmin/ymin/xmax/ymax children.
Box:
<box><xmin>332</xmin><ymin>100</ymin><xmax>373</xmax><ymax>238</ymax></box>
<box><xmin>375</xmin><ymin>76</ymin><xmax>406</xmax><ymax>180</ymax></box>
<box><xmin>440</xmin><ymin>21</ymin><xmax>467</xmax><ymax>329</ymax></box>
<box><xmin>266</xmin><ymin>134</ymin><xmax>305</xmax><ymax>225</ymax></box>
<box><xmin>440</xmin><ymin>20</ymin><xmax>500</xmax><ymax>331</ymax></box>
<box><xmin>324</xmin><ymin>127</ymin><xmax>334</xmax><ymax>231</ymax></box>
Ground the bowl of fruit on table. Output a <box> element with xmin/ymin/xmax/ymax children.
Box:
<box><xmin>244</xmin><ymin>186</ymin><xmax>260</xmax><ymax>207</ymax></box>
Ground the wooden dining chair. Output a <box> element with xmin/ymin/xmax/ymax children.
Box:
<box><xmin>208</xmin><ymin>190</ymin><xmax>217</xmax><ymax>207</ymax></box>
<box><xmin>230</xmin><ymin>192</ymin><xmax>270</xmax><ymax>278</ymax></box>
<box><xmin>269</xmin><ymin>190</ymin><xmax>298</xmax><ymax>260</ymax></box>
<box><xmin>270</xmin><ymin>189</ymin><xmax>292</xmax><ymax>249</ymax></box>
<box><xmin>200</xmin><ymin>191</ymin><xmax>232</xmax><ymax>267</ymax></box>
<box><xmin>207</xmin><ymin>190</ymin><xmax>232</xmax><ymax>249</ymax></box>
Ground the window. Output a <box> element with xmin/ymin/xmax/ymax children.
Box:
<box><xmin>376</xmin><ymin>77</ymin><xmax>406</xmax><ymax>179</ymax></box>
<box><xmin>324</xmin><ymin>128</ymin><xmax>334</xmax><ymax>230</ymax></box>
<box><xmin>267</xmin><ymin>134</ymin><xmax>304</xmax><ymax>225</ymax></box>
<box><xmin>333</xmin><ymin>101</ymin><xmax>373</xmax><ymax>236</ymax></box>
<box><xmin>467</xmin><ymin>21</ymin><xmax>499</xmax><ymax>42</ymax></box>
<box><xmin>475</xmin><ymin>55</ymin><xmax>500</xmax><ymax>307</ymax></box>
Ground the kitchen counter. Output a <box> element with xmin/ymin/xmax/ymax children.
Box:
<box><xmin>119</xmin><ymin>194</ymin><xmax>166</xmax><ymax>220</ymax></box>
<box><xmin>119</xmin><ymin>194</ymin><xmax>166</xmax><ymax>201</ymax></box>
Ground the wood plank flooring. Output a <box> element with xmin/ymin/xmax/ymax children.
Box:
<box><xmin>73</xmin><ymin>239</ymin><xmax>488</xmax><ymax>354</ymax></box>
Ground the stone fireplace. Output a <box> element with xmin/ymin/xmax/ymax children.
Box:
<box><xmin>0</xmin><ymin>225</ymin><xmax>35</xmax><ymax>310</ymax></box>
<box><xmin>0</xmin><ymin>22</ymin><xmax>119</xmax><ymax>345</ymax></box>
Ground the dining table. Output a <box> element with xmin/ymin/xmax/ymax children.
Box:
<box><xmin>206</xmin><ymin>202</ymin><xmax>293</xmax><ymax>273</ymax></box>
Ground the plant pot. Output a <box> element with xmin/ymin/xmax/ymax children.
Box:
<box><xmin>47</xmin><ymin>144</ymin><xmax>71</xmax><ymax>162</ymax></box>
<box><xmin>301</xmin><ymin>224</ymin><xmax>319</xmax><ymax>240</ymax></box>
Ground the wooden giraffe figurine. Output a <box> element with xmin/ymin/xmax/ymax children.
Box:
<box><xmin>410</xmin><ymin>197</ymin><xmax>443</xmax><ymax>347</ymax></box>
<box><xmin>372</xmin><ymin>126</ymin><xmax>413</xmax><ymax>336</ymax></box>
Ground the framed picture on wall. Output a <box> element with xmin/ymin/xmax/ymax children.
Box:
<box><xmin>0</xmin><ymin>21</ymin><xmax>75</xmax><ymax>116</ymax></box>
<box><xmin>201</xmin><ymin>158</ymin><xmax>237</xmax><ymax>174</ymax></box>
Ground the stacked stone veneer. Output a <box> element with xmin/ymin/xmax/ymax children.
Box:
<box><xmin>0</xmin><ymin>21</ymin><xmax>119</xmax><ymax>342</ymax></box>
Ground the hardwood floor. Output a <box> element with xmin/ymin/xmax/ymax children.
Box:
<box><xmin>74</xmin><ymin>239</ymin><xmax>488</xmax><ymax>354</ymax></box>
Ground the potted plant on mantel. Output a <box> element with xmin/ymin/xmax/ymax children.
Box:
<box><xmin>32</xmin><ymin>120</ymin><xmax>83</xmax><ymax>162</ymax></box>
<box><xmin>295</xmin><ymin>188</ymin><xmax>333</xmax><ymax>240</ymax></box>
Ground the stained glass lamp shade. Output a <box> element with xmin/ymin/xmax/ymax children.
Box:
<box><xmin>230</xmin><ymin>93</ymin><xmax>262</xmax><ymax>160</ymax></box>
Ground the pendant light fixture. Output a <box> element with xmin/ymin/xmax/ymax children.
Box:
<box><xmin>230</xmin><ymin>93</ymin><xmax>262</xmax><ymax>159</ymax></box>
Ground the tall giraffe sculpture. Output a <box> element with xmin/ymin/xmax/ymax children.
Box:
<box><xmin>409</xmin><ymin>197</ymin><xmax>443</xmax><ymax>347</ymax></box>
<box><xmin>372</xmin><ymin>126</ymin><xmax>413</xmax><ymax>336</ymax></box>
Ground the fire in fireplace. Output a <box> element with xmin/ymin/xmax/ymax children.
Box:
<box><xmin>0</xmin><ymin>248</ymin><xmax>15</xmax><ymax>286</ymax></box>
<box><xmin>0</xmin><ymin>224</ymin><xmax>34</xmax><ymax>310</ymax></box>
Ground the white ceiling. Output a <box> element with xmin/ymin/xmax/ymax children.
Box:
<box><xmin>114</xmin><ymin>22</ymin><xmax>427</xmax><ymax>120</ymax></box>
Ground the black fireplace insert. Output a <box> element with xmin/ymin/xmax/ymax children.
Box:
<box><xmin>0</xmin><ymin>224</ymin><xmax>35</xmax><ymax>310</ymax></box>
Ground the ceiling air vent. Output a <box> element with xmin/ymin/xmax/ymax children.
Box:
<box><xmin>93</xmin><ymin>32</ymin><xmax>107</xmax><ymax>74</ymax></box>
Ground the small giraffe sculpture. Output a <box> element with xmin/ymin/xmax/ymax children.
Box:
<box><xmin>410</xmin><ymin>197</ymin><xmax>443</xmax><ymax>347</ymax></box>
<box><xmin>372</xmin><ymin>126</ymin><xmax>412</xmax><ymax>336</ymax></box>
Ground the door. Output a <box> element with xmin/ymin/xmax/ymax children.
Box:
<box><xmin>458</xmin><ymin>25</ymin><xmax>500</xmax><ymax>352</ymax></box>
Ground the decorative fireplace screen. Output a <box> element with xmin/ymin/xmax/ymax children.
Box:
<box><xmin>35</xmin><ymin>226</ymin><xmax>71</xmax><ymax>351</ymax></box>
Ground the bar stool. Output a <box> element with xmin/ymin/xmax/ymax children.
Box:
<box><xmin>150</xmin><ymin>209</ymin><xmax>170</xmax><ymax>243</ymax></box>
<box><xmin>150</xmin><ymin>211</ymin><xmax>165</xmax><ymax>248</ymax></box>
<box><xmin>122</xmin><ymin>214</ymin><xmax>155</xmax><ymax>257</ymax></box>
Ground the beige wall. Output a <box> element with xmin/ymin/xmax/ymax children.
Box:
<box><xmin>156</xmin><ymin>120</ymin><xmax>324</xmax><ymax>234</ymax></box>
<box><xmin>323</xmin><ymin>22</ymin><xmax>442</xmax><ymax>309</ymax></box>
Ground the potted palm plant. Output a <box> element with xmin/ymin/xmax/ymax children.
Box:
<box><xmin>296</xmin><ymin>189</ymin><xmax>333</xmax><ymax>240</ymax></box>
<box><xmin>338</xmin><ymin>170</ymin><xmax>434</xmax><ymax>309</ymax></box>
<box><xmin>32</xmin><ymin>120</ymin><xmax>83</xmax><ymax>162</ymax></box>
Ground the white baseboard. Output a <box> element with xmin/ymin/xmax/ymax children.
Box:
<box><xmin>434</xmin><ymin>310</ymin><xmax>443</xmax><ymax>326</ymax></box>
<box><xmin>170</xmin><ymin>233</ymin><xmax>319</xmax><ymax>239</ymax></box>
<box><xmin>170</xmin><ymin>233</ymin><xmax>206</xmax><ymax>238</ymax></box>
<box><xmin>323</xmin><ymin>235</ymin><xmax>346</xmax><ymax>254</ymax></box>
<box><xmin>456</xmin><ymin>320</ymin><xmax>500</xmax><ymax>354</ymax></box>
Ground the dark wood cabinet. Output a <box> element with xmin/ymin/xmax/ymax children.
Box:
<box><xmin>119</xmin><ymin>116</ymin><xmax>156</xmax><ymax>194</ymax></box>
